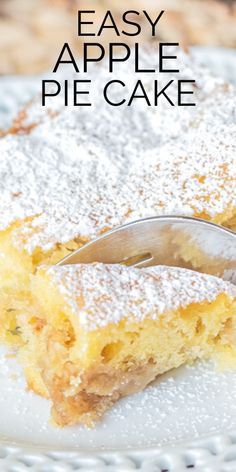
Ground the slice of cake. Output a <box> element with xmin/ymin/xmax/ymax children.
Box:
<box><xmin>16</xmin><ymin>263</ymin><xmax>236</xmax><ymax>427</ymax></box>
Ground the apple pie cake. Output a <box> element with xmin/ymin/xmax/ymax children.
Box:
<box><xmin>0</xmin><ymin>47</ymin><xmax>235</xmax><ymax>425</ymax></box>
<box><xmin>16</xmin><ymin>264</ymin><xmax>236</xmax><ymax>426</ymax></box>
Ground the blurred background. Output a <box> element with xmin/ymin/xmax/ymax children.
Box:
<box><xmin>0</xmin><ymin>0</ymin><xmax>235</xmax><ymax>75</ymax></box>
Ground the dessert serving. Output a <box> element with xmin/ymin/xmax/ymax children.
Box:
<box><xmin>18</xmin><ymin>264</ymin><xmax>236</xmax><ymax>426</ymax></box>
<box><xmin>0</xmin><ymin>47</ymin><xmax>235</xmax><ymax>426</ymax></box>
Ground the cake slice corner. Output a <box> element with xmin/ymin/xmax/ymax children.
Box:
<box><xmin>15</xmin><ymin>263</ymin><xmax>236</xmax><ymax>427</ymax></box>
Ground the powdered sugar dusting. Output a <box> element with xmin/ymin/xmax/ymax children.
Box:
<box><xmin>48</xmin><ymin>264</ymin><xmax>236</xmax><ymax>331</ymax></box>
<box><xmin>0</xmin><ymin>47</ymin><xmax>234</xmax><ymax>254</ymax></box>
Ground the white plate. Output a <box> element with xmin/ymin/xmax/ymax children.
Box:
<box><xmin>0</xmin><ymin>47</ymin><xmax>236</xmax><ymax>472</ymax></box>
<box><xmin>1</xmin><ymin>345</ymin><xmax>236</xmax><ymax>471</ymax></box>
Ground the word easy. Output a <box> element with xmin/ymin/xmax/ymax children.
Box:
<box><xmin>77</xmin><ymin>10</ymin><xmax>165</xmax><ymax>37</ymax></box>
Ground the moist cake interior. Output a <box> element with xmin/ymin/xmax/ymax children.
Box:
<box><xmin>16</xmin><ymin>264</ymin><xmax>236</xmax><ymax>426</ymax></box>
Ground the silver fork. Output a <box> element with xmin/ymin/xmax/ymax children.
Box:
<box><xmin>57</xmin><ymin>216</ymin><xmax>236</xmax><ymax>284</ymax></box>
